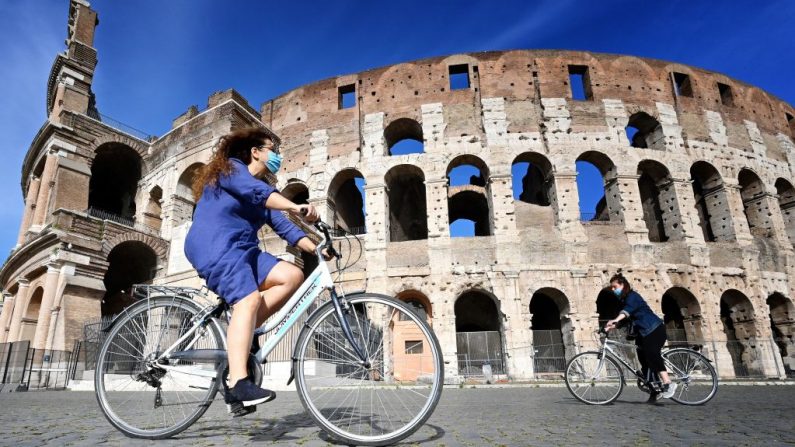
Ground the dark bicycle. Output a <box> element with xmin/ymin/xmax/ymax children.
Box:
<box><xmin>565</xmin><ymin>329</ymin><xmax>718</xmax><ymax>405</ymax></box>
<box><xmin>94</xmin><ymin>220</ymin><xmax>444</xmax><ymax>446</ymax></box>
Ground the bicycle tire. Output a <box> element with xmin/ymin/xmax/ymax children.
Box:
<box><xmin>663</xmin><ymin>348</ymin><xmax>718</xmax><ymax>405</ymax></box>
<box><xmin>94</xmin><ymin>296</ymin><xmax>224</xmax><ymax>439</ymax></box>
<box><xmin>565</xmin><ymin>351</ymin><xmax>625</xmax><ymax>405</ymax></box>
<box><xmin>294</xmin><ymin>293</ymin><xmax>444</xmax><ymax>446</ymax></box>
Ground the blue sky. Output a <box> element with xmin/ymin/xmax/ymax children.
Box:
<box><xmin>1</xmin><ymin>0</ymin><xmax>794</xmax><ymax>249</ymax></box>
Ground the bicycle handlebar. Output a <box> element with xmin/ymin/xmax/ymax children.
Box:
<box><xmin>298</xmin><ymin>207</ymin><xmax>340</xmax><ymax>260</ymax></box>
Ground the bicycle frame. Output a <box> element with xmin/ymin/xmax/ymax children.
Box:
<box><xmin>596</xmin><ymin>335</ymin><xmax>688</xmax><ymax>386</ymax></box>
<box><xmin>157</xmin><ymin>222</ymin><xmax>370</xmax><ymax>376</ymax></box>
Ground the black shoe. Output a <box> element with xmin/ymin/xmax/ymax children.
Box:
<box><xmin>646</xmin><ymin>392</ymin><xmax>660</xmax><ymax>403</ymax></box>
<box><xmin>228</xmin><ymin>377</ymin><xmax>276</xmax><ymax>407</ymax></box>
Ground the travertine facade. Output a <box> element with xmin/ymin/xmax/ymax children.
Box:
<box><xmin>2</xmin><ymin>1</ymin><xmax>795</xmax><ymax>381</ymax></box>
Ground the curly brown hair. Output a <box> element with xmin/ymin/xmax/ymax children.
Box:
<box><xmin>192</xmin><ymin>127</ymin><xmax>280</xmax><ymax>201</ymax></box>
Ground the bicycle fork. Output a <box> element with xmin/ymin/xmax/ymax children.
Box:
<box><xmin>330</xmin><ymin>290</ymin><xmax>371</xmax><ymax>369</ymax></box>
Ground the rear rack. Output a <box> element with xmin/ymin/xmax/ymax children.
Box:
<box><xmin>131</xmin><ymin>284</ymin><xmax>208</xmax><ymax>301</ymax></box>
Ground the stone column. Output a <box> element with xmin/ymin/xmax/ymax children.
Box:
<box><xmin>31</xmin><ymin>152</ymin><xmax>58</xmax><ymax>229</ymax></box>
<box><xmin>44</xmin><ymin>262</ymin><xmax>75</xmax><ymax>351</ymax></box>
<box><xmin>551</xmin><ymin>171</ymin><xmax>586</xmax><ymax>243</ymax></box>
<box><xmin>724</xmin><ymin>182</ymin><xmax>754</xmax><ymax>245</ymax></box>
<box><xmin>501</xmin><ymin>273</ymin><xmax>533</xmax><ymax>380</ymax></box>
<box><xmin>425</xmin><ymin>178</ymin><xmax>449</xmax><ymax>238</ymax></box>
<box><xmin>32</xmin><ymin>263</ymin><xmax>61</xmax><ymax>350</ymax></box>
<box><xmin>669</xmin><ymin>177</ymin><xmax>705</xmax><ymax>244</ymax></box>
<box><xmin>761</xmin><ymin>192</ymin><xmax>792</xmax><ymax>247</ymax></box>
<box><xmin>7</xmin><ymin>279</ymin><xmax>30</xmax><ymax>342</ymax></box>
<box><xmin>0</xmin><ymin>292</ymin><xmax>15</xmax><ymax>343</ymax></box>
<box><xmin>16</xmin><ymin>177</ymin><xmax>41</xmax><ymax>247</ymax></box>
<box><xmin>489</xmin><ymin>173</ymin><xmax>515</xmax><ymax>236</ymax></box>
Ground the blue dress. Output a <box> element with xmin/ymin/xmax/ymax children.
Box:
<box><xmin>184</xmin><ymin>158</ymin><xmax>307</xmax><ymax>305</ymax></box>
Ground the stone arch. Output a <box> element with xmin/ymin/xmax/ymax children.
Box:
<box><xmin>396</xmin><ymin>289</ymin><xmax>433</xmax><ymax>322</ymax></box>
<box><xmin>173</xmin><ymin>163</ymin><xmax>204</xmax><ymax>227</ymax></box>
<box><xmin>447</xmin><ymin>155</ymin><xmax>492</xmax><ymax>237</ymax></box>
<box><xmin>102</xmin><ymin>232</ymin><xmax>168</xmax><ymax>261</ymax></box>
<box><xmin>775</xmin><ymin>178</ymin><xmax>795</xmax><ymax>246</ymax></box>
<box><xmin>738</xmin><ymin>168</ymin><xmax>772</xmax><ymax>237</ymax></box>
<box><xmin>690</xmin><ymin>161</ymin><xmax>731</xmax><ymax>242</ymax></box>
<box><xmin>637</xmin><ymin>159</ymin><xmax>677</xmax><ymax>242</ymax></box>
<box><xmin>454</xmin><ymin>289</ymin><xmax>505</xmax><ymax>375</ymax></box>
<box><xmin>391</xmin><ymin>289</ymin><xmax>434</xmax><ymax>381</ymax></box>
<box><xmin>91</xmin><ymin>134</ymin><xmax>148</xmax><ymax>159</ymax></box>
<box><xmin>767</xmin><ymin>292</ymin><xmax>795</xmax><ymax>375</ymax></box>
<box><xmin>89</xmin><ymin>142</ymin><xmax>143</xmax><ymax>221</ymax></box>
<box><xmin>661</xmin><ymin>287</ymin><xmax>704</xmax><ymax>343</ymax></box>
<box><xmin>282</xmin><ymin>180</ymin><xmax>309</xmax><ymax>204</ymax></box>
<box><xmin>327</xmin><ymin>169</ymin><xmax>366</xmax><ymax>234</ymax></box>
<box><xmin>19</xmin><ymin>286</ymin><xmax>43</xmax><ymax>342</ymax></box>
<box><xmin>385</xmin><ymin>164</ymin><xmax>427</xmax><ymax>241</ymax></box>
<box><xmin>530</xmin><ymin>287</ymin><xmax>573</xmax><ymax>373</ymax></box>
<box><xmin>512</xmin><ymin>152</ymin><xmax>553</xmax><ymax>206</ymax></box>
<box><xmin>720</xmin><ymin>289</ymin><xmax>758</xmax><ymax>376</ymax></box>
<box><xmin>102</xmin><ymin>240</ymin><xmax>158</xmax><ymax>316</ymax></box>
<box><xmin>143</xmin><ymin>186</ymin><xmax>163</xmax><ymax>232</ymax></box>
<box><xmin>576</xmin><ymin>151</ymin><xmax>617</xmax><ymax>222</ymax></box>
<box><xmin>626</xmin><ymin>111</ymin><xmax>664</xmax><ymax>150</ymax></box>
<box><xmin>384</xmin><ymin>118</ymin><xmax>424</xmax><ymax>156</ymax></box>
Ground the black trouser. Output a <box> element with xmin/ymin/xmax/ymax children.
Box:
<box><xmin>635</xmin><ymin>324</ymin><xmax>667</xmax><ymax>379</ymax></box>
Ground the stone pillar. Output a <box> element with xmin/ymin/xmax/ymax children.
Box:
<box><xmin>490</xmin><ymin>173</ymin><xmax>515</xmax><ymax>236</ymax></box>
<box><xmin>32</xmin><ymin>263</ymin><xmax>61</xmax><ymax>350</ymax></box>
<box><xmin>670</xmin><ymin>177</ymin><xmax>705</xmax><ymax>244</ymax></box>
<box><xmin>612</xmin><ymin>174</ymin><xmax>651</xmax><ymax>256</ymax></box>
<box><xmin>425</xmin><ymin>178</ymin><xmax>449</xmax><ymax>238</ymax></box>
<box><xmin>551</xmin><ymin>171</ymin><xmax>586</xmax><ymax>243</ymax></box>
<box><xmin>16</xmin><ymin>177</ymin><xmax>41</xmax><ymax>247</ymax></box>
<box><xmin>31</xmin><ymin>152</ymin><xmax>58</xmax><ymax>229</ymax></box>
<box><xmin>760</xmin><ymin>193</ymin><xmax>792</xmax><ymax>247</ymax></box>
<box><xmin>7</xmin><ymin>280</ymin><xmax>30</xmax><ymax>342</ymax></box>
<box><xmin>724</xmin><ymin>182</ymin><xmax>754</xmax><ymax>245</ymax></box>
<box><xmin>501</xmin><ymin>273</ymin><xmax>533</xmax><ymax>380</ymax></box>
<box><xmin>0</xmin><ymin>292</ymin><xmax>14</xmax><ymax>343</ymax></box>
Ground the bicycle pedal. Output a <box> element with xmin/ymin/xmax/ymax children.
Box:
<box><xmin>227</xmin><ymin>402</ymin><xmax>256</xmax><ymax>418</ymax></box>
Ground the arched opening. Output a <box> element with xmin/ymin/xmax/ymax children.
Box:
<box><xmin>455</xmin><ymin>290</ymin><xmax>504</xmax><ymax>376</ymax></box>
<box><xmin>385</xmin><ymin>118</ymin><xmax>424</xmax><ymax>156</ymax></box>
<box><xmin>88</xmin><ymin>143</ymin><xmax>142</xmax><ymax>220</ymax></box>
<box><xmin>102</xmin><ymin>241</ymin><xmax>157</xmax><ymax>316</ymax></box>
<box><xmin>144</xmin><ymin>186</ymin><xmax>163</xmax><ymax>232</ymax></box>
<box><xmin>392</xmin><ymin>290</ymin><xmax>433</xmax><ymax>381</ymax></box>
<box><xmin>661</xmin><ymin>287</ymin><xmax>703</xmax><ymax>343</ymax></box>
<box><xmin>739</xmin><ymin>169</ymin><xmax>772</xmax><ymax>238</ymax></box>
<box><xmin>385</xmin><ymin>165</ymin><xmax>427</xmax><ymax>241</ymax></box>
<box><xmin>576</xmin><ymin>152</ymin><xmax>616</xmax><ymax>222</ymax></box>
<box><xmin>20</xmin><ymin>287</ymin><xmax>43</xmax><ymax>342</ymax></box>
<box><xmin>596</xmin><ymin>288</ymin><xmax>622</xmax><ymax>329</ymax></box>
<box><xmin>637</xmin><ymin>160</ymin><xmax>677</xmax><ymax>242</ymax></box>
<box><xmin>328</xmin><ymin>169</ymin><xmax>366</xmax><ymax>235</ymax></box>
<box><xmin>720</xmin><ymin>290</ymin><xmax>758</xmax><ymax>376</ymax></box>
<box><xmin>173</xmin><ymin>163</ymin><xmax>204</xmax><ymax>227</ymax></box>
<box><xmin>775</xmin><ymin>179</ymin><xmax>795</xmax><ymax>246</ymax></box>
<box><xmin>511</xmin><ymin>153</ymin><xmax>553</xmax><ymax>206</ymax></box>
<box><xmin>690</xmin><ymin>161</ymin><xmax>730</xmax><ymax>242</ymax></box>
<box><xmin>282</xmin><ymin>181</ymin><xmax>309</xmax><ymax>205</ymax></box>
<box><xmin>447</xmin><ymin>155</ymin><xmax>492</xmax><ymax>237</ymax></box>
<box><xmin>626</xmin><ymin>112</ymin><xmax>664</xmax><ymax>149</ymax></box>
<box><xmin>767</xmin><ymin>293</ymin><xmax>795</xmax><ymax>376</ymax></box>
<box><xmin>530</xmin><ymin>288</ymin><xmax>572</xmax><ymax>374</ymax></box>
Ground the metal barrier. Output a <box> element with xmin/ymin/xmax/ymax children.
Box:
<box><xmin>0</xmin><ymin>341</ymin><xmax>75</xmax><ymax>391</ymax></box>
<box><xmin>532</xmin><ymin>330</ymin><xmax>567</xmax><ymax>374</ymax></box>
<box><xmin>456</xmin><ymin>331</ymin><xmax>506</xmax><ymax>376</ymax></box>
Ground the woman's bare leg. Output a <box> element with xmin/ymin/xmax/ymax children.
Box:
<box><xmin>228</xmin><ymin>262</ymin><xmax>304</xmax><ymax>387</ymax></box>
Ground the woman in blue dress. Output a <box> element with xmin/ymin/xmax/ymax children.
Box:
<box><xmin>185</xmin><ymin>127</ymin><xmax>329</xmax><ymax>414</ymax></box>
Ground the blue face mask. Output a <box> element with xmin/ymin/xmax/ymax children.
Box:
<box><xmin>265</xmin><ymin>151</ymin><xmax>282</xmax><ymax>174</ymax></box>
<box><xmin>613</xmin><ymin>287</ymin><xmax>623</xmax><ymax>297</ymax></box>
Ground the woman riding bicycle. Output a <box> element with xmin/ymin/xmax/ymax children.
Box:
<box><xmin>185</xmin><ymin>127</ymin><xmax>330</xmax><ymax>415</ymax></box>
<box><xmin>604</xmin><ymin>273</ymin><xmax>677</xmax><ymax>401</ymax></box>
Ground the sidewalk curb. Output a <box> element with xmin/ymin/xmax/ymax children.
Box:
<box><xmin>444</xmin><ymin>380</ymin><xmax>795</xmax><ymax>389</ymax></box>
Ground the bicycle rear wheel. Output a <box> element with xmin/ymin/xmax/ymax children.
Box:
<box><xmin>565</xmin><ymin>351</ymin><xmax>624</xmax><ymax>405</ymax></box>
<box><xmin>294</xmin><ymin>293</ymin><xmax>444</xmax><ymax>446</ymax></box>
<box><xmin>94</xmin><ymin>296</ymin><xmax>224</xmax><ymax>439</ymax></box>
<box><xmin>663</xmin><ymin>348</ymin><xmax>718</xmax><ymax>405</ymax></box>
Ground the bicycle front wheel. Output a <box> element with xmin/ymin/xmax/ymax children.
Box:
<box><xmin>663</xmin><ymin>348</ymin><xmax>718</xmax><ymax>405</ymax></box>
<box><xmin>294</xmin><ymin>293</ymin><xmax>444</xmax><ymax>446</ymax></box>
<box><xmin>565</xmin><ymin>351</ymin><xmax>624</xmax><ymax>405</ymax></box>
<box><xmin>94</xmin><ymin>296</ymin><xmax>224</xmax><ymax>439</ymax></box>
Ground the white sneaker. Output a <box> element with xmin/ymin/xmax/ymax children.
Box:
<box><xmin>661</xmin><ymin>382</ymin><xmax>677</xmax><ymax>399</ymax></box>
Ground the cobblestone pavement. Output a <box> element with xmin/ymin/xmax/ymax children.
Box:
<box><xmin>0</xmin><ymin>385</ymin><xmax>793</xmax><ymax>446</ymax></box>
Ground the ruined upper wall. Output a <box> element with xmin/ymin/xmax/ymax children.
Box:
<box><xmin>261</xmin><ymin>50</ymin><xmax>795</xmax><ymax>171</ymax></box>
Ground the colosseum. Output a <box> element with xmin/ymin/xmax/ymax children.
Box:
<box><xmin>2</xmin><ymin>0</ymin><xmax>795</xmax><ymax>384</ymax></box>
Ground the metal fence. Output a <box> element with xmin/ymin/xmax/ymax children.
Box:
<box><xmin>532</xmin><ymin>330</ymin><xmax>567</xmax><ymax>374</ymax></box>
<box><xmin>456</xmin><ymin>331</ymin><xmax>505</xmax><ymax>377</ymax></box>
<box><xmin>0</xmin><ymin>341</ymin><xmax>77</xmax><ymax>391</ymax></box>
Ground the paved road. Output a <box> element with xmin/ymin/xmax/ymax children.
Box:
<box><xmin>0</xmin><ymin>385</ymin><xmax>793</xmax><ymax>446</ymax></box>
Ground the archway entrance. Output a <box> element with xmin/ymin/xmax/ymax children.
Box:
<box><xmin>530</xmin><ymin>288</ymin><xmax>572</xmax><ymax>374</ymax></box>
<box><xmin>102</xmin><ymin>241</ymin><xmax>157</xmax><ymax>316</ymax></box>
<box><xmin>455</xmin><ymin>290</ymin><xmax>504</xmax><ymax>376</ymax></box>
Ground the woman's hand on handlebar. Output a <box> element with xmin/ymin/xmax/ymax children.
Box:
<box><xmin>321</xmin><ymin>247</ymin><xmax>334</xmax><ymax>261</ymax></box>
<box><xmin>604</xmin><ymin>320</ymin><xmax>617</xmax><ymax>332</ymax></box>
<box><xmin>292</xmin><ymin>204</ymin><xmax>319</xmax><ymax>223</ymax></box>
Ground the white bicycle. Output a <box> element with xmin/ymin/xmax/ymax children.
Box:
<box><xmin>94</xmin><ymin>220</ymin><xmax>444</xmax><ymax>446</ymax></box>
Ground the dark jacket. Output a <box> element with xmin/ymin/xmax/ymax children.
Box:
<box><xmin>620</xmin><ymin>291</ymin><xmax>663</xmax><ymax>337</ymax></box>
